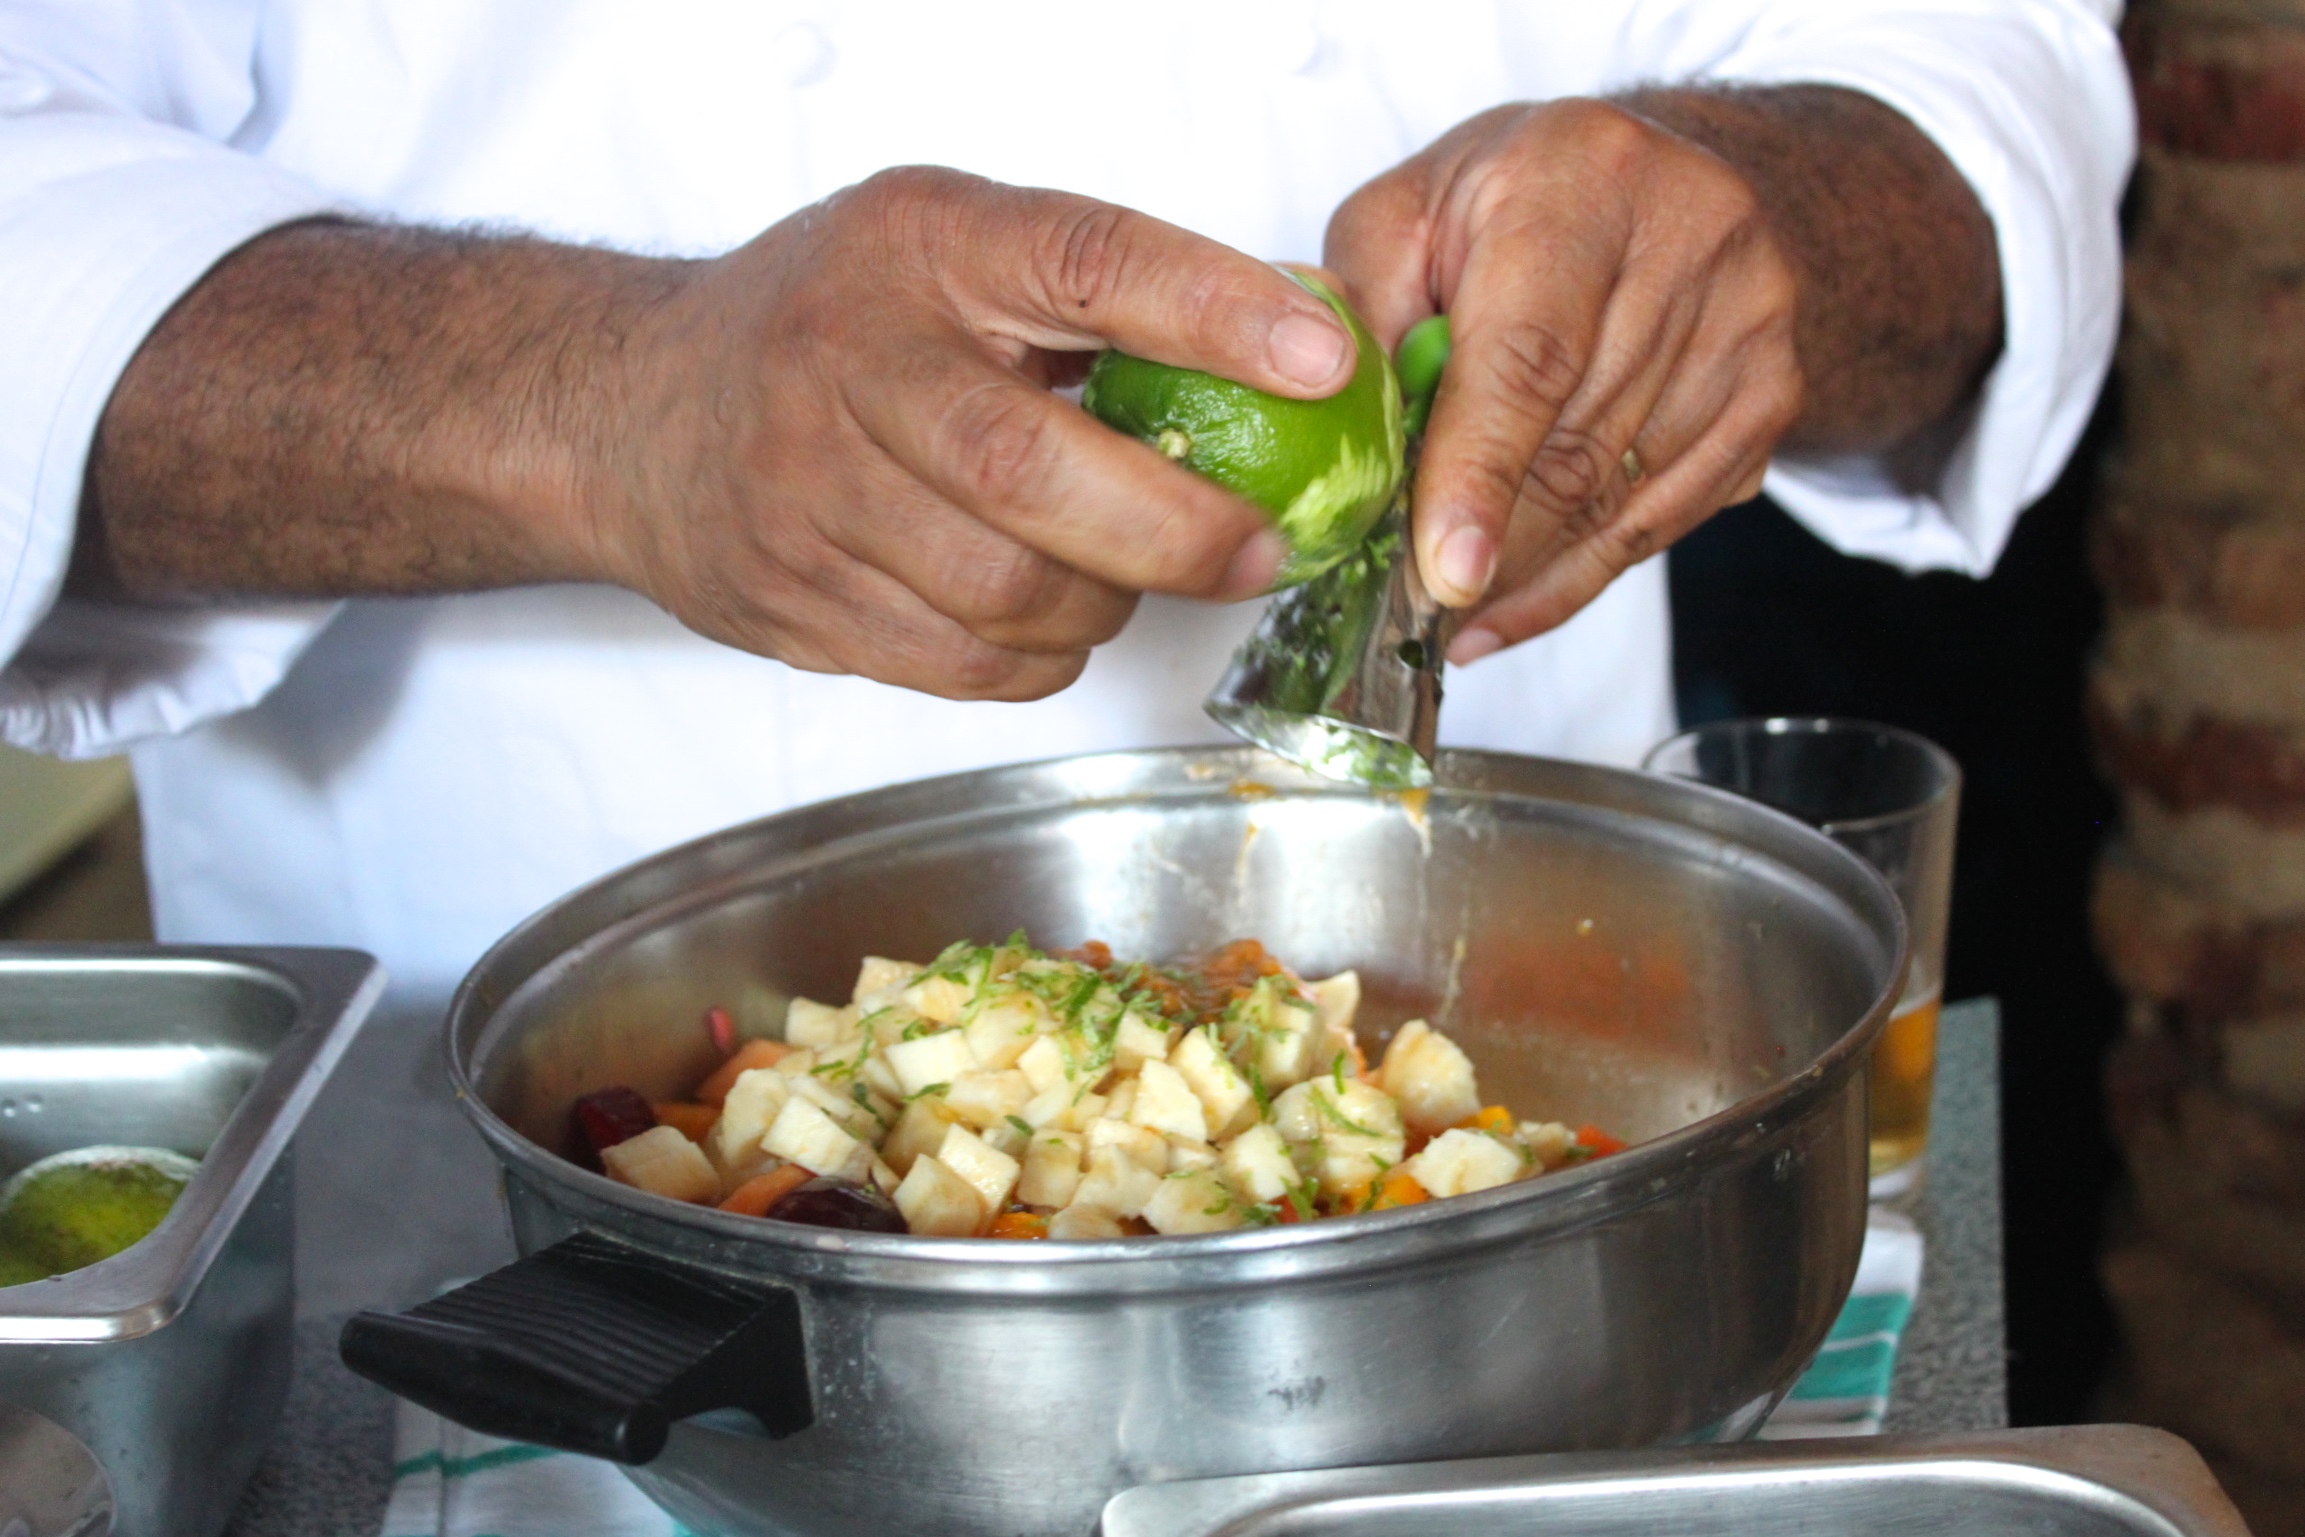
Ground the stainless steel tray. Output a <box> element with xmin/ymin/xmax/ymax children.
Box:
<box><xmin>0</xmin><ymin>946</ymin><xmax>384</xmax><ymax>1537</ymax></box>
<box><xmin>1100</xmin><ymin>1426</ymin><xmax>2250</xmax><ymax>1536</ymax></box>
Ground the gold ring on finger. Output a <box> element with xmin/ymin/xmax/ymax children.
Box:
<box><xmin>1621</xmin><ymin>445</ymin><xmax>1646</xmax><ymax>486</ymax></box>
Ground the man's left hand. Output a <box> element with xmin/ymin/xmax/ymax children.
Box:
<box><xmin>1327</xmin><ymin>99</ymin><xmax>1803</xmax><ymax>662</ymax></box>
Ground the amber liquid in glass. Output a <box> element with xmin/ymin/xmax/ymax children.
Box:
<box><xmin>1868</xmin><ymin>991</ymin><xmax>1940</xmax><ymax>1179</ymax></box>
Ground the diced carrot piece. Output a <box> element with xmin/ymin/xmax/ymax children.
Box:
<box><xmin>1462</xmin><ymin>1105</ymin><xmax>1515</xmax><ymax>1136</ymax></box>
<box><xmin>1374</xmin><ymin>1169</ymin><xmax>1430</xmax><ymax>1209</ymax></box>
<box><xmin>697</xmin><ymin>1039</ymin><xmax>790</xmax><ymax>1106</ymax></box>
<box><xmin>718</xmin><ymin>1164</ymin><xmax>813</xmax><ymax>1217</ymax></box>
<box><xmin>986</xmin><ymin>1211</ymin><xmax>1049</xmax><ymax>1241</ymax></box>
<box><xmin>651</xmin><ymin>1101</ymin><xmax>720</xmax><ymax>1143</ymax></box>
<box><xmin>1575</xmin><ymin>1124</ymin><xmax>1628</xmax><ymax>1158</ymax></box>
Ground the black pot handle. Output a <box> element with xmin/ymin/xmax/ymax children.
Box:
<box><xmin>339</xmin><ymin>1230</ymin><xmax>811</xmax><ymax>1464</ymax></box>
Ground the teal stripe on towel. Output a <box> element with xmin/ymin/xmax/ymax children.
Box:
<box><xmin>1825</xmin><ymin>1292</ymin><xmax>1912</xmax><ymax>1344</ymax></box>
<box><xmin>1786</xmin><ymin>1337</ymin><xmax>1897</xmax><ymax>1401</ymax></box>
<box><xmin>391</xmin><ymin>1443</ymin><xmax>563</xmax><ymax>1481</ymax></box>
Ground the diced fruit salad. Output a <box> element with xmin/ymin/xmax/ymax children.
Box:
<box><xmin>573</xmin><ymin>937</ymin><xmax>1627</xmax><ymax>1239</ymax></box>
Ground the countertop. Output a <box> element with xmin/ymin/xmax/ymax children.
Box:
<box><xmin>222</xmin><ymin>1000</ymin><xmax>2009</xmax><ymax>1535</ymax></box>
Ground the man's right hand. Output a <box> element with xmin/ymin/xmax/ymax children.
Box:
<box><xmin>82</xmin><ymin>168</ymin><xmax>1355</xmax><ymax>700</ymax></box>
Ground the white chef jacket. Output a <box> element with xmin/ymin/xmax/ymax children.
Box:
<box><xmin>0</xmin><ymin>1</ymin><xmax>2129</xmax><ymax>1308</ymax></box>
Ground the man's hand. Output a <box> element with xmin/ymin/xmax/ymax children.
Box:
<box><xmin>1325</xmin><ymin>88</ymin><xmax>2003</xmax><ymax>662</ymax></box>
<box><xmin>81</xmin><ymin>168</ymin><xmax>1360</xmax><ymax>700</ymax></box>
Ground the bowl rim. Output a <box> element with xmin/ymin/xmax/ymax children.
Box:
<box><xmin>444</xmin><ymin>746</ymin><xmax>1905</xmax><ymax>1292</ymax></box>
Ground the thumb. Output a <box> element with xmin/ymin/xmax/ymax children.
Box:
<box><xmin>931</xmin><ymin>173</ymin><xmax>1356</xmax><ymax>400</ymax></box>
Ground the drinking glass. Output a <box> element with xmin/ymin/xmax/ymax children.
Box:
<box><xmin>1644</xmin><ymin>718</ymin><xmax>1960</xmax><ymax>1196</ymax></box>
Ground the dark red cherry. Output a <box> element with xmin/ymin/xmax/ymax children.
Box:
<box><xmin>762</xmin><ymin>1177</ymin><xmax>906</xmax><ymax>1234</ymax></box>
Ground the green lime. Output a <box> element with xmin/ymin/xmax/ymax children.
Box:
<box><xmin>1081</xmin><ymin>272</ymin><xmax>1405</xmax><ymax>586</ymax></box>
<box><xmin>1395</xmin><ymin>315</ymin><xmax>1450</xmax><ymax>438</ymax></box>
<box><xmin>0</xmin><ymin>1145</ymin><xmax>198</xmax><ymax>1285</ymax></box>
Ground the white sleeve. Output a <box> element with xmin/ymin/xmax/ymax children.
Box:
<box><xmin>0</xmin><ymin>1</ymin><xmax>347</xmax><ymax>759</ymax></box>
<box><xmin>1619</xmin><ymin>0</ymin><xmax>2133</xmax><ymax>575</ymax></box>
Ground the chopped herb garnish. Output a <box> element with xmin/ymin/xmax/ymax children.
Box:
<box><xmin>1005</xmin><ymin>1115</ymin><xmax>1034</xmax><ymax>1138</ymax></box>
<box><xmin>1245</xmin><ymin>1060</ymin><xmax>1273</xmax><ymax>1119</ymax></box>
<box><xmin>1311</xmin><ymin>1087</ymin><xmax>1381</xmax><ymax>1138</ymax></box>
<box><xmin>905</xmin><ymin>1082</ymin><xmax>951</xmax><ymax>1102</ymax></box>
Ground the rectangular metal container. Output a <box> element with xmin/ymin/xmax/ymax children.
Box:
<box><xmin>0</xmin><ymin>946</ymin><xmax>383</xmax><ymax>1537</ymax></box>
<box><xmin>1100</xmin><ymin>1425</ymin><xmax>2251</xmax><ymax>1537</ymax></box>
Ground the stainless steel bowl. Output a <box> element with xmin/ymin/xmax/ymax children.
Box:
<box><xmin>0</xmin><ymin>946</ymin><xmax>384</xmax><ymax>1537</ymax></box>
<box><xmin>346</xmin><ymin>748</ymin><xmax>1904</xmax><ymax>1537</ymax></box>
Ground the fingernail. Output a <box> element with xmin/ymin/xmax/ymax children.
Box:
<box><xmin>1223</xmin><ymin>528</ymin><xmax>1288</xmax><ymax>597</ymax></box>
<box><xmin>1268</xmin><ymin>311</ymin><xmax>1352</xmax><ymax>390</ymax></box>
<box><xmin>1433</xmin><ymin>526</ymin><xmax>1498</xmax><ymax>604</ymax></box>
<box><xmin>1449</xmin><ymin>627</ymin><xmax>1504</xmax><ymax>666</ymax></box>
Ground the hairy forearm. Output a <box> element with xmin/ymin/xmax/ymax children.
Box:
<box><xmin>75</xmin><ymin>222</ymin><xmax>678</xmax><ymax>601</ymax></box>
<box><xmin>1614</xmin><ymin>84</ymin><xmax>2003</xmax><ymax>455</ymax></box>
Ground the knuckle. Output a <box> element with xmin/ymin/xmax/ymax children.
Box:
<box><xmin>952</xmin><ymin>543</ymin><xmax>1060</xmax><ymax>627</ymax></box>
<box><xmin>1134</xmin><ymin>491</ymin><xmax>1246</xmax><ymax>594</ymax></box>
<box><xmin>942</xmin><ymin>634</ymin><xmax>1029</xmax><ymax>698</ymax></box>
<box><xmin>1482</xmin><ymin>323</ymin><xmax>1585</xmax><ymax>418</ymax></box>
<box><xmin>1039</xmin><ymin>200</ymin><xmax>1137</xmax><ymax>314</ymax></box>
<box><xmin>939</xmin><ymin>384</ymin><xmax>1054</xmax><ymax>503</ymax></box>
<box><xmin>1521</xmin><ymin>425</ymin><xmax>1612</xmax><ymax>513</ymax></box>
<box><xmin>1555</xmin><ymin>99</ymin><xmax>1655</xmax><ymax>170</ymax></box>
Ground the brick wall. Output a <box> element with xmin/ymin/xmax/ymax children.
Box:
<box><xmin>2096</xmin><ymin>3</ymin><xmax>2305</xmax><ymax>1528</ymax></box>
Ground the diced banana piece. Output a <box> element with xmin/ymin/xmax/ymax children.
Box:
<box><xmin>935</xmin><ymin>1123</ymin><xmax>1022</xmax><ymax>1213</ymax></box>
<box><xmin>710</xmin><ymin>1068</ymin><xmax>792</xmax><ymax>1174</ymax></box>
<box><xmin>869</xmin><ymin>1157</ymin><xmax>900</xmax><ymax>1195</ymax></box>
<box><xmin>853</xmin><ymin>956</ymin><xmax>919</xmax><ymax>1002</ymax></box>
<box><xmin>904</xmin><ymin>974</ymin><xmax>973</xmax><ymax>1024</ymax></box>
<box><xmin>1114</xmin><ymin>1009</ymin><xmax>1178</xmax><ymax>1072</ymax></box>
<box><xmin>1047</xmin><ymin>1204</ymin><xmax>1125</xmax><ymax>1241</ymax></box>
<box><xmin>1164</xmin><ymin>1135</ymin><xmax>1220</xmax><ymax>1172</ymax></box>
<box><xmin>784</xmin><ymin>996</ymin><xmax>857</xmax><ymax>1050</ymax></box>
<box><xmin>601</xmin><ymin>1126</ymin><xmax>719</xmax><ymax>1204</ymax></box>
<box><xmin>1404</xmin><ymin>1128</ymin><xmax>1530</xmax><ymax>1197</ymax></box>
<box><xmin>762</xmin><ymin>1095</ymin><xmax>865</xmax><ymax>1177</ymax></box>
<box><xmin>963</xmin><ymin>999</ymin><xmax>1045</xmax><ymax>1071</ymax></box>
<box><xmin>1168</xmin><ymin>1026</ymin><xmax>1258</xmax><ymax>1141</ymax></box>
<box><xmin>1126</xmin><ymin>1061</ymin><xmax>1209</xmax><ymax>1142</ymax></box>
<box><xmin>1019</xmin><ymin>1084</ymin><xmax>1107</xmax><ymax>1132</ymax></box>
<box><xmin>1220</xmin><ymin>1123</ymin><xmax>1299</xmax><ymax>1205</ymax></box>
<box><xmin>860</xmin><ymin>1052</ymin><xmax>905</xmax><ymax>1103</ymax></box>
<box><xmin>1377</xmin><ymin>1019</ymin><xmax>1482</xmax><ymax>1136</ymax></box>
<box><xmin>1271</xmin><ymin>1078</ymin><xmax>1406</xmax><ymax>1200</ymax></box>
<box><xmin>1016</xmin><ymin>1036</ymin><xmax>1068</xmax><ymax>1095</ymax></box>
<box><xmin>1144</xmin><ymin>1168</ymin><xmax>1244</xmax><ymax>1235</ymax></box>
<box><xmin>893</xmin><ymin>1154</ymin><xmax>985</xmax><ymax>1237</ymax></box>
<box><xmin>883</xmin><ymin>1029</ymin><xmax>981</xmax><ymax>1098</ymax></box>
<box><xmin>1073</xmin><ymin>1128</ymin><xmax>1166</xmax><ymax>1218</ymax></box>
<box><xmin>1101</xmin><ymin>1078</ymin><xmax>1138</xmax><ymax>1124</ymax></box>
<box><xmin>1250</xmin><ymin>991</ymin><xmax>1324</xmax><ymax>1090</ymax></box>
<box><xmin>880</xmin><ymin>1097</ymin><xmax>959</xmax><ymax>1178</ymax></box>
<box><xmin>790</xmin><ymin>1071</ymin><xmax>885</xmax><ymax>1141</ymax></box>
<box><xmin>1519</xmin><ymin>1120</ymin><xmax>1579</xmax><ymax>1170</ymax></box>
<box><xmin>1308</xmin><ymin>970</ymin><xmax>1361</xmax><ymax>1046</ymax></box>
<box><xmin>943</xmin><ymin>1069</ymin><xmax>1033</xmax><ymax>1131</ymax></box>
<box><xmin>1018</xmin><ymin>1130</ymin><xmax>1085</xmax><ymax>1208</ymax></box>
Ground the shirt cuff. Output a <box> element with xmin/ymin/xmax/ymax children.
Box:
<box><xmin>0</xmin><ymin>599</ymin><xmax>342</xmax><ymax>759</ymax></box>
<box><xmin>0</xmin><ymin>121</ymin><xmax>349</xmax><ymax>753</ymax></box>
<box><xmin>1711</xmin><ymin>3</ymin><xmax>2132</xmax><ymax>574</ymax></box>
